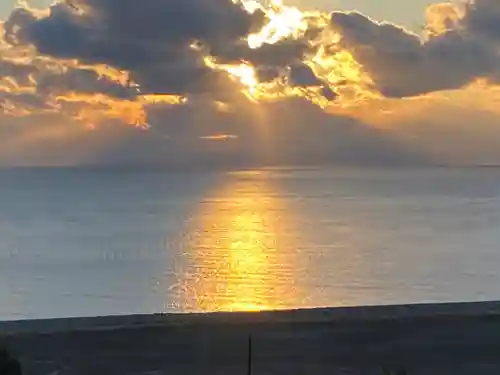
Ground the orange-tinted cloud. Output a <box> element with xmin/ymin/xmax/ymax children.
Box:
<box><xmin>2</xmin><ymin>0</ymin><xmax>500</xmax><ymax>166</ymax></box>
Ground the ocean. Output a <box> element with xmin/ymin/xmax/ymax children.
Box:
<box><xmin>1</xmin><ymin>167</ymin><xmax>500</xmax><ymax>320</ymax></box>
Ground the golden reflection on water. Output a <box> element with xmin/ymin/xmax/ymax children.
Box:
<box><xmin>177</xmin><ymin>171</ymin><xmax>302</xmax><ymax>312</ymax></box>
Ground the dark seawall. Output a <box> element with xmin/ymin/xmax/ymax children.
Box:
<box><xmin>3</xmin><ymin>301</ymin><xmax>500</xmax><ymax>374</ymax></box>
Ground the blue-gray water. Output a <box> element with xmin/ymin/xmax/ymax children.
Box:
<box><xmin>1</xmin><ymin>167</ymin><xmax>500</xmax><ymax>320</ymax></box>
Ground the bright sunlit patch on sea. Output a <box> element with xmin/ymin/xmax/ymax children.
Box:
<box><xmin>171</xmin><ymin>170</ymin><xmax>306</xmax><ymax>312</ymax></box>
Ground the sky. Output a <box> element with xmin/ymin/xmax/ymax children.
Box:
<box><xmin>1</xmin><ymin>0</ymin><xmax>438</xmax><ymax>29</ymax></box>
<box><xmin>2</xmin><ymin>0</ymin><xmax>500</xmax><ymax>167</ymax></box>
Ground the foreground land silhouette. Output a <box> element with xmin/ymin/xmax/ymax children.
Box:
<box><xmin>2</xmin><ymin>301</ymin><xmax>500</xmax><ymax>374</ymax></box>
<box><xmin>0</xmin><ymin>347</ymin><xmax>22</xmax><ymax>375</ymax></box>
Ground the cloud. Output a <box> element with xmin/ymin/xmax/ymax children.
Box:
<box><xmin>2</xmin><ymin>0</ymin><xmax>500</xmax><ymax>166</ymax></box>
<box><xmin>462</xmin><ymin>0</ymin><xmax>500</xmax><ymax>42</ymax></box>
<box><xmin>5</xmin><ymin>0</ymin><xmax>500</xmax><ymax>102</ymax></box>
<box><xmin>36</xmin><ymin>67</ymin><xmax>137</xmax><ymax>98</ymax></box>
<box><xmin>330</xmin><ymin>4</ymin><xmax>500</xmax><ymax>97</ymax></box>
<box><xmin>5</xmin><ymin>0</ymin><xmax>260</xmax><ymax>63</ymax></box>
<box><xmin>85</xmin><ymin>98</ymin><xmax>429</xmax><ymax>168</ymax></box>
<box><xmin>0</xmin><ymin>60</ymin><xmax>37</xmax><ymax>83</ymax></box>
<box><xmin>0</xmin><ymin>113</ymin><xmax>129</xmax><ymax>166</ymax></box>
<box><xmin>3</xmin><ymin>0</ymin><xmax>334</xmax><ymax>100</ymax></box>
<box><xmin>4</xmin><ymin>0</ymin><xmax>264</xmax><ymax>95</ymax></box>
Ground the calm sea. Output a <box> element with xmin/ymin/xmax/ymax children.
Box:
<box><xmin>1</xmin><ymin>167</ymin><xmax>500</xmax><ymax>320</ymax></box>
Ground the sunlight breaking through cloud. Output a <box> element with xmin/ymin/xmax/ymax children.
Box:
<box><xmin>3</xmin><ymin>0</ymin><xmax>500</xmax><ymax>166</ymax></box>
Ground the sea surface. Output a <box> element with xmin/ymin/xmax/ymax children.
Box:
<box><xmin>1</xmin><ymin>167</ymin><xmax>500</xmax><ymax>320</ymax></box>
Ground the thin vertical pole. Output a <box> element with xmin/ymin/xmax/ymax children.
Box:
<box><xmin>247</xmin><ymin>335</ymin><xmax>252</xmax><ymax>375</ymax></box>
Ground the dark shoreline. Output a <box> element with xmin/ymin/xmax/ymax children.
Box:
<box><xmin>3</xmin><ymin>301</ymin><xmax>500</xmax><ymax>374</ymax></box>
<box><xmin>3</xmin><ymin>300</ymin><xmax>500</xmax><ymax>335</ymax></box>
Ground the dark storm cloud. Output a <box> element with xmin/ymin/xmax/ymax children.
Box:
<box><xmin>5</xmin><ymin>0</ymin><xmax>260</xmax><ymax>66</ymax></box>
<box><xmin>330</xmin><ymin>10</ymin><xmax>500</xmax><ymax>97</ymax></box>
<box><xmin>130</xmin><ymin>64</ymin><xmax>237</xmax><ymax>96</ymax></box>
<box><xmin>462</xmin><ymin>0</ymin><xmax>500</xmax><ymax>42</ymax></box>
<box><xmin>255</xmin><ymin>66</ymin><xmax>283</xmax><ymax>82</ymax></box>
<box><xmin>0</xmin><ymin>1</ymin><xmax>327</xmax><ymax>100</ymax></box>
<box><xmin>330</xmin><ymin>2</ymin><xmax>500</xmax><ymax>97</ymax></box>
<box><xmin>37</xmin><ymin>67</ymin><xmax>138</xmax><ymax>98</ymax></box>
<box><xmin>3</xmin><ymin>0</ymin><xmax>329</xmax><ymax>96</ymax></box>
<box><xmin>289</xmin><ymin>63</ymin><xmax>322</xmax><ymax>86</ymax></box>
<box><xmin>5</xmin><ymin>0</ymin><xmax>500</xmax><ymax>101</ymax></box>
<box><xmin>4</xmin><ymin>0</ymin><xmax>266</xmax><ymax>94</ymax></box>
